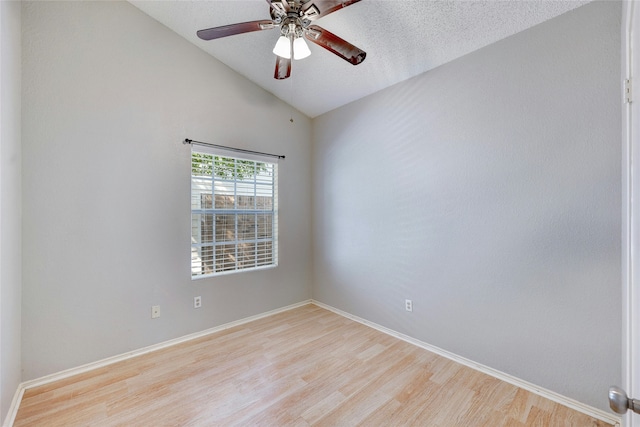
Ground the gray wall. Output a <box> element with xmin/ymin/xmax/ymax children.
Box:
<box><xmin>13</xmin><ymin>0</ymin><xmax>624</xmax><ymax>416</ymax></box>
<box><xmin>0</xmin><ymin>0</ymin><xmax>22</xmax><ymax>421</ymax></box>
<box><xmin>312</xmin><ymin>1</ymin><xmax>621</xmax><ymax>411</ymax></box>
<box><xmin>21</xmin><ymin>1</ymin><xmax>312</xmax><ymax>380</ymax></box>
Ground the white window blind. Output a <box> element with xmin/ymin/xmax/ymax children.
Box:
<box><xmin>191</xmin><ymin>144</ymin><xmax>278</xmax><ymax>278</ymax></box>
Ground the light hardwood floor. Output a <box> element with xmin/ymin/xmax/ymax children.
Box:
<box><xmin>14</xmin><ymin>304</ymin><xmax>613</xmax><ymax>426</ymax></box>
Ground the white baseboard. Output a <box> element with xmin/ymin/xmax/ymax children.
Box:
<box><xmin>2</xmin><ymin>385</ymin><xmax>24</xmax><ymax>427</ymax></box>
<box><xmin>2</xmin><ymin>299</ymin><xmax>312</xmax><ymax>427</ymax></box>
<box><xmin>311</xmin><ymin>299</ymin><xmax>621</xmax><ymax>427</ymax></box>
<box><xmin>3</xmin><ymin>298</ymin><xmax>621</xmax><ymax>427</ymax></box>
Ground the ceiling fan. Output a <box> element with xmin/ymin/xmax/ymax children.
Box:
<box><xmin>196</xmin><ymin>0</ymin><xmax>367</xmax><ymax>80</ymax></box>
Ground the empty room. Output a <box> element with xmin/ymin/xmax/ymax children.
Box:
<box><xmin>0</xmin><ymin>0</ymin><xmax>633</xmax><ymax>425</ymax></box>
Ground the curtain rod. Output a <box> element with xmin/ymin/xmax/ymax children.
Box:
<box><xmin>183</xmin><ymin>139</ymin><xmax>285</xmax><ymax>160</ymax></box>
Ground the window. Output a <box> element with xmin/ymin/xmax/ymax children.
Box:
<box><xmin>191</xmin><ymin>146</ymin><xmax>278</xmax><ymax>278</ymax></box>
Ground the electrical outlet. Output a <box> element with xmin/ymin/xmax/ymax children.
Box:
<box><xmin>151</xmin><ymin>305</ymin><xmax>160</xmax><ymax>319</ymax></box>
<box><xmin>405</xmin><ymin>299</ymin><xmax>413</xmax><ymax>312</ymax></box>
<box><xmin>194</xmin><ymin>296</ymin><xmax>202</xmax><ymax>309</ymax></box>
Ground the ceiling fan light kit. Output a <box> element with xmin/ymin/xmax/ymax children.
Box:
<box><xmin>273</xmin><ymin>35</ymin><xmax>292</xmax><ymax>58</ymax></box>
<box><xmin>197</xmin><ymin>0</ymin><xmax>366</xmax><ymax>80</ymax></box>
<box><xmin>293</xmin><ymin>36</ymin><xmax>311</xmax><ymax>60</ymax></box>
<box><xmin>272</xmin><ymin>20</ymin><xmax>310</xmax><ymax>60</ymax></box>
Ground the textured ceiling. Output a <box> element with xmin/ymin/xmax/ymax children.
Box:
<box><xmin>129</xmin><ymin>0</ymin><xmax>589</xmax><ymax>118</ymax></box>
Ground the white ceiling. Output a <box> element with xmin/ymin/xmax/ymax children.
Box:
<box><xmin>129</xmin><ymin>0</ymin><xmax>589</xmax><ymax>118</ymax></box>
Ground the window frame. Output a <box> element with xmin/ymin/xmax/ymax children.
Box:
<box><xmin>190</xmin><ymin>145</ymin><xmax>278</xmax><ymax>279</ymax></box>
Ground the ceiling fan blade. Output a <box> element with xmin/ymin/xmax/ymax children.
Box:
<box><xmin>304</xmin><ymin>25</ymin><xmax>366</xmax><ymax>65</ymax></box>
<box><xmin>274</xmin><ymin>56</ymin><xmax>291</xmax><ymax>80</ymax></box>
<box><xmin>301</xmin><ymin>1</ymin><xmax>362</xmax><ymax>21</ymax></box>
<box><xmin>197</xmin><ymin>20</ymin><xmax>275</xmax><ymax>41</ymax></box>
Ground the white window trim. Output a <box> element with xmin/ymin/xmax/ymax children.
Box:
<box><xmin>191</xmin><ymin>145</ymin><xmax>278</xmax><ymax>279</ymax></box>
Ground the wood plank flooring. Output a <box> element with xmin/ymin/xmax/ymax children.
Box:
<box><xmin>14</xmin><ymin>304</ymin><xmax>614</xmax><ymax>426</ymax></box>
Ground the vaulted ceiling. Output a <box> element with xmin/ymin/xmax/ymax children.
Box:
<box><xmin>130</xmin><ymin>1</ymin><xmax>589</xmax><ymax>118</ymax></box>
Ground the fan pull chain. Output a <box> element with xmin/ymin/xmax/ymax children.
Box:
<box><xmin>289</xmin><ymin>74</ymin><xmax>294</xmax><ymax>123</ymax></box>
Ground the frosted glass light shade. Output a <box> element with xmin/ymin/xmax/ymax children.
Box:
<box><xmin>293</xmin><ymin>37</ymin><xmax>311</xmax><ymax>60</ymax></box>
<box><xmin>273</xmin><ymin>36</ymin><xmax>291</xmax><ymax>59</ymax></box>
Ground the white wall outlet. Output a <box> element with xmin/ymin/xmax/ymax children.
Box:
<box><xmin>151</xmin><ymin>305</ymin><xmax>160</xmax><ymax>319</ymax></box>
<box><xmin>405</xmin><ymin>299</ymin><xmax>413</xmax><ymax>312</ymax></box>
<box><xmin>194</xmin><ymin>296</ymin><xmax>202</xmax><ymax>309</ymax></box>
